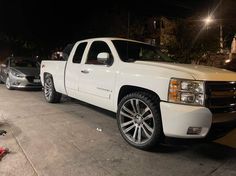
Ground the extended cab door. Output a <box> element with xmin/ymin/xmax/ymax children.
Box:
<box><xmin>78</xmin><ymin>40</ymin><xmax>117</xmax><ymax>111</ymax></box>
<box><xmin>65</xmin><ymin>42</ymin><xmax>87</xmax><ymax>98</ymax></box>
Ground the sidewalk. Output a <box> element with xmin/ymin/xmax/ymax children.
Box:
<box><xmin>0</xmin><ymin>122</ymin><xmax>37</xmax><ymax>176</ymax></box>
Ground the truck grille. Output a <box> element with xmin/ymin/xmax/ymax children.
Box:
<box><xmin>205</xmin><ymin>81</ymin><xmax>236</xmax><ymax>113</ymax></box>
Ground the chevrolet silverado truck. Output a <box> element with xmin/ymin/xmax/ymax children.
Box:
<box><xmin>40</xmin><ymin>37</ymin><xmax>236</xmax><ymax>150</ymax></box>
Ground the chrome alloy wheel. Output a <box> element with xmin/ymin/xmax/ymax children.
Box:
<box><xmin>44</xmin><ymin>77</ymin><xmax>53</xmax><ymax>101</ymax></box>
<box><xmin>119</xmin><ymin>98</ymin><xmax>155</xmax><ymax>144</ymax></box>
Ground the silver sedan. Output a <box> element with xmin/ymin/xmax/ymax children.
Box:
<box><xmin>0</xmin><ymin>57</ymin><xmax>42</xmax><ymax>90</ymax></box>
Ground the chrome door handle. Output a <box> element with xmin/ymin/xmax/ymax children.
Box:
<box><xmin>81</xmin><ymin>70</ymin><xmax>89</xmax><ymax>74</ymax></box>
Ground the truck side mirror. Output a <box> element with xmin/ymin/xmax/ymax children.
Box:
<box><xmin>97</xmin><ymin>52</ymin><xmax>113</xmax><ymax>65</ymax></box>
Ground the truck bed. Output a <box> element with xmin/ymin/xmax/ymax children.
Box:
<box><xmin>40</xmin><ymin>60</ymin><xmax>67</xmax><ymax>94</ymax></box>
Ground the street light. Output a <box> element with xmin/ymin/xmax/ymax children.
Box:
<box><xmin>203</xmin><ymin>16</ymin><xmax>223</xmax><ymax>53</ymax></box>
<box><xmin>204</xmin><ymin>16</ymin><xmax>213</xmax><ymax>25</ymax></box>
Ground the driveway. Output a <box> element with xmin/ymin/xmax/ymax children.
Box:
<box><xmin>0</xmin><ymin>85</ymin><xmax>235</xmax><ymax>176</ymax></box>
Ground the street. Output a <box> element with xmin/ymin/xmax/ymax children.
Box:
<box><xmin>0</xmin><ymin>85</ymin><xmax>235</xmax><ymax>176</ymax></box>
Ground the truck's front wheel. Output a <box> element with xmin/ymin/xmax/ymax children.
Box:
<box><xmin>44</xmin><ymin>75</ymin><xmax>61</xmax><ymax>103</ymax></box>
<box><xmin>117</xmin><ymin>92</ymin><xmax>163</xmax><ymax>150</ymax></box>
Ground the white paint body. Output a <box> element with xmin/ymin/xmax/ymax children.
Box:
<box><xmin>40</xmin><ymin>38</ymin><xmax>236</xmax><ymax>138</ymax></box>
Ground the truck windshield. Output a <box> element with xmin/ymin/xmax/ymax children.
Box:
<box><xmin>112</xmin><ymin>40</ymin><xmax>173</xmax><ymax>63</ymax></box>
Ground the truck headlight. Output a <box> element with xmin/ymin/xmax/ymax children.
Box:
<box><xmin>168</xmin><ymin>78</ymin><xmax>205</xmax><ymax>106</ymax></box>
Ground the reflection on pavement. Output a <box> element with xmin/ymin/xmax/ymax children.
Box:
<box><xmin>215</xmin><ymin>129</ymin><xmax>236</xmax><ymax>149</ymax></box>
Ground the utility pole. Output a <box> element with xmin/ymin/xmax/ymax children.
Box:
<box><xmin>219</xmin><ymin>0</ymin><xmax>223</xmax><ymax>53</ymax></box>
<box><xmin>219</xmin><ymin>22</ymin><xmax>223</xmax><ymax>53</ymax></box>
<box><xmin>127</xmin><ymin>11</ymin><xmax>130</xmax><ymax>39</ymax></box>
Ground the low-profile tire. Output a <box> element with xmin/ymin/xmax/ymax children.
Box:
<box><xmin>5</xmin><ymin>77</ymin><xmax>13</xmax><ymax>90</ymax></box>
<box><xmin>117</xmin><ymin>92</ymin><xmax>163</xmax><ymax>150</ymax></box>
<box><xmin>44</xmin><ymin>74</ymin><xmax>61</xmax><ymax>103</ymax></box>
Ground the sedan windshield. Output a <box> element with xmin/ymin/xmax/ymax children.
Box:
<box><xmin>10</xmin><ymin>59</ymin><xmax>37</xmax><ymax>68</ymax></box>
<box><xmin>112</xmin><ymin>40</ymin><xmax>173</xmax><ymax>63</ymax></box>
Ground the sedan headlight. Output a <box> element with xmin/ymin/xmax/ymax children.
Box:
<box><xmin>168</xmin><ymin>78</ymin><xmax>205</xmax><ymax>106</ymax></box>
<box><xmin>11</xmin><ymin>70</ymin><xmax>25</xmax><ymax>78</ymax></box>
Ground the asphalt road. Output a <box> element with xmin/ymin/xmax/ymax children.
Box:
<box><xmin>0</xmin><ymin>85</ymin><xmax>235</xmax><ymax>176</ymax></box>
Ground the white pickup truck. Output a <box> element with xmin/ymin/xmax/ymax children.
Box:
<box><xmin>40</xmin><ymin>37</ymin><xmax>236</xmax><ymax>150</ymax></box>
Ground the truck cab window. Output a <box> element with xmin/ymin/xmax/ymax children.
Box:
<box><xmin>72</xmin><ymin>42</ymin><xmax>87</xmax><ymax>63</ymax></box>
<box><xmin>62</xmin><ymin>43</ymin><xmax>74</xmax><ymax>61</ymax></box>
<box><xmin>86</xmin><ymin>41</ymin><xmax>113</xmax><ymax>65</ymax></box>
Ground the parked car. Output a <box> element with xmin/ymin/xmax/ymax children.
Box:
<box><xmin>41</xmin><ymin>37</ymin><xmax>236</xmax><ymax>150</ymax></box>
<box><xmin>0</xmin><ymin>57</ymin><xmax>42</xmax><ymax>89</ymax></box>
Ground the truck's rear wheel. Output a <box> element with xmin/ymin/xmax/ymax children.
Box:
<box><xmin>44</xmin><ymin>75</ymin><xmax>61</xmax><ymax>103</ymax></box>
<box><xmin>117</xmin><ymin>92</ymin><xmax>163</xmax><ymax>150</ymax></box>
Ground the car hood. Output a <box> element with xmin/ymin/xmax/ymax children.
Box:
<box><xmin>134</xmin><ymin>61</ymin><xmax>236</xmax><ymax>81</ymax></box>
<box><xmin>11</xmin><ymin>67</ymin><xmax>40</xmax><ymax>76</ymax></box>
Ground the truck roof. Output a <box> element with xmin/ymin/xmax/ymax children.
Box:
<box><xmin>77</xmin><ymin>37</ymin><xmax>149</xmax><ymax>45</ymax></box>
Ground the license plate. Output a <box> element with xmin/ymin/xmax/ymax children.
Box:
<box><xmin>33</xmin><ymin>79</ymin><xmax>41</xmax><ymax>83</ymax></box>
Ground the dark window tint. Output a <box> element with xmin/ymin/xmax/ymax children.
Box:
<box><xmin>62</xmin><ymin>43</ymin><xmax>74</xmax><ymax>61</ymax></box>
<box><xmin>10</xmin><ymin>58</ymin><xmax>37</xmax><ymax>68</ymax></box>
<box><xmin>72</xmin><ymin>42</ymin><xmax>87</xmax><ymax>63</ymax></box>
<box><xmin>112</xmin><ymin>40</ymin><xmax>173</xmax><ymax>63</ymax></box>
<box><xmin>86</xmin><ymin>41</ymin><xmax>112</xmax><ymax>65</ymax></box>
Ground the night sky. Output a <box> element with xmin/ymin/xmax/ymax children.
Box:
<box><xmin>0</xmin><ymin>0</ymin><xmax>235</xmax><ymax>50</ymax></box>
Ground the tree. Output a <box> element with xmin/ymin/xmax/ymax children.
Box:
<box><xmin>167</xmin><ymin>17</ymin><xmax>220</xmax><ymax>64</ymax></box>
